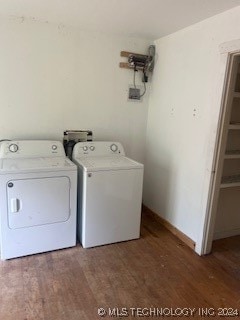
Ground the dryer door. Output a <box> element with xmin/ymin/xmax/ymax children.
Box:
<box><xmin>7</xmin><ymin>176</ymin><xmax>70</xmax><ymax>229</ymax></box>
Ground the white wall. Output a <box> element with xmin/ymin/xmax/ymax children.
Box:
<box><xmin>144</xmin><ymin>6</ymin><xmax>240</xmax><ymax>253</ymax></box>
<box><xmin>0</xmin><ymin>16</ymin><xmax>151</xmax><ymax>163</ymax></box>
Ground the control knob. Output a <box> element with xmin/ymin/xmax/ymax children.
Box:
<box><xmin>9</xmin><ymin>144</ymin><xmax>18</xmax><ymax>153</ymax></box>
<box><xmin>90</xmin><ymin>146</ymin><xmax>95</xmax><ymax>151</ymax></box>
<box><xmin>83</xmin><ymin>146</ymin><xmax>88</xmax><ymax>151</ymax></box>
<box><xmin>110</xmin><ymin>144</ymin><xmax>118</xmax><ymax>152</ymax></box>
<box><xmin>52</xmin><ymin>145</ymin><xmax>57</xmax><ymax>150</ymax></box>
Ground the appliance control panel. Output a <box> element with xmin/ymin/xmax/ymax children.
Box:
<box><xmin>72</xmin><ymin>141</ymin><xmax>125</xmax><ymax>158</ymax></box>
<box><xmin>0</xmin><ymin>140</ymin><xmax>65</xmax><ymax>159</ymax></box>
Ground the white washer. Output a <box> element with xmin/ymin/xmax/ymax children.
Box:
<box><xmin>72</xmin><ymin>141</ymin><xmax>144</xmax><ymax>248</ymax></box>
<box><xmin>0</xmin><ymin>140</ymin><xmax>77</xmax><ymax>260</ymax></box>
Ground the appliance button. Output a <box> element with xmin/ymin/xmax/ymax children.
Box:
<box><xmin>90</xmin><ymin>146</ymin><xmax>95</xmax><ymax>151</ymax></box>
<box><xmin>9</xmin><ymin>144</ymin><xmax>18</xmax><ymax>153</ymax></box>
<box><xmin>83</xmin><ymin>146</ymin><xmax>88</xmax><ymax>151</ymax></box>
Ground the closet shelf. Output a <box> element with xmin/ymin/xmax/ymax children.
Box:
<box><xmin>233</xmin><ymin>92</ymin><xmax>240</xmax><ymax>98</ymax></box>
<box><xmin>229</xmin><ymin>123</ymin><xmax>240</xmax><ymax>129</ymax></box>
<box><xmin>221</xmin><ymin>174</ymin><xmax>240</xmax><ymax>188</ymax></box>
<box><xmin>225</xmin><ymin>150</ymin><xmax>240</xmax><ymax>159</ymax></box>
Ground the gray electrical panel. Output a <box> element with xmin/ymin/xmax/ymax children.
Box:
<box><xmin>128</xmin><ymin>87</ymin><xmax>141</xmax><ymax>101</ymax></box>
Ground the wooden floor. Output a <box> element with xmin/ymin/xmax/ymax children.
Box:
<box><xmin>0</xmin><ymin>211</ymin><xmax>239</xmax><ymax>320</ymax></box>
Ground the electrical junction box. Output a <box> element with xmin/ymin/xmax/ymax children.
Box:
<box><xmin>128</xmin><ymin>87</ymin><xmax>141</xmax><ymax>101</ymax></box>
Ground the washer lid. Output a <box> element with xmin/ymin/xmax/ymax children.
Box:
<box><xmin>74</xmin><ymin>156</ymin><xmax>143</xmax><ymax>172</ymax></box>
<box><xmin>0</xmin><ymin>157</ymin><xmax>76</xmax><ymax>174</ymax></box>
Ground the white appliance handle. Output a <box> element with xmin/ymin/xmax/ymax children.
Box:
<box><xmin>10</xmin><ymin>198</ymin><xmax>20</xmax><ymax>213</ymax></box>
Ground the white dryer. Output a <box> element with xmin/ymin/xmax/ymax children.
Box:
<box><xmin>0</xmin><ymin>140</ymin><xmax>77</xmax><ymax>260</ymax></box>
<box><xmin>72</xmin><ymin>141</ymin><xmax>143</xmax><ymax>248</ymax></box>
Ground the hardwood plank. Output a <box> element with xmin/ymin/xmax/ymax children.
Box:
<box><xmin>0</xmin><ymin>211</ymin><xmax>239</xmax><ymax>319</ymax></box>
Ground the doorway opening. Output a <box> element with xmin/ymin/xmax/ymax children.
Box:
<box><xmin>202</xmin><ymin>52</ymin><xmax>240</xmax><ymax>254</ymax></box>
